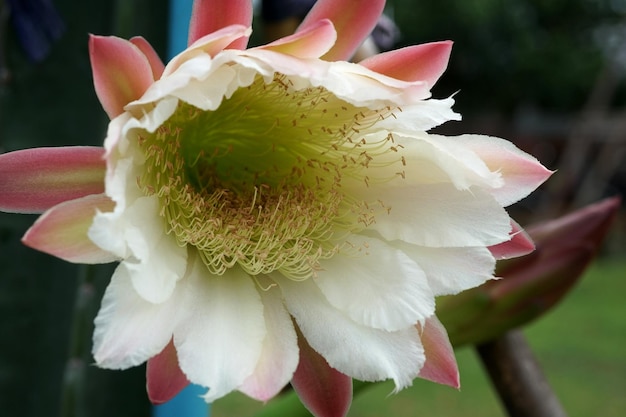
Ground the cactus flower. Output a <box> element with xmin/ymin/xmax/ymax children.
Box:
<box><xmin>0</xmin><ymin>0</ymin><xmax>552</xmax><ymax>414</ymax></box>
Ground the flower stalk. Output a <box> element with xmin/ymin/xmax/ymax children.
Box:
<box><xmin>476</xmin><ymin>330</ymin><xmax>568</xmax><ymax>417</ymax></box>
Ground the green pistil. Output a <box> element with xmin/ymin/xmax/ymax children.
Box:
<box><xmin>137</xmin><ymin>74</ymin><xmax>402</xmax><ymax>278</ymax></box>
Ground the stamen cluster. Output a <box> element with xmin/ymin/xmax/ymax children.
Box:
<box><xmin>136</xmin><ymin>74</ymin><xmax>406</xmax><ymax>278</ymax></box>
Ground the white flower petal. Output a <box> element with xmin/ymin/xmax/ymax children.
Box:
<box><xmin>377</xmin><ymin>97</ymin><xmax>461</xmax><ymax>132</ymax></box>
<box><xmin>393</xmin><ymin>242</ymin><xmax>496</xmax><ymax>296</ymax></box>
<box><xmin>407</xmin><ymin>133</ymin><xmax>504</xmax><ymax>190</ymax></box>
<box><xmin>153</xmin><ymin>49</ymin><xmax>435</xmax><ymax>114</ymax></box>
<box><xmin>92</xmin><ymin>195</ymin><xmax>187</xmax><ymax>303</ymax></box>
<box><xmin>315</xmin><ymin>235</ymin><xmax>434</xmax><ymax>331</ymax></box>
<box><xmin>132</xmin><ymin>54</ymin><xmax>217</xmax><ymax>109</ymax></box>
<box><xmin>239</xmin><ymin>281</ymin><xmax>299</xmax><ymax>401</ymax></box>
<box><xmin>126</xmin><ymin>232</ymin><xmax>187</xmax><ymax>304</ymax></box>
<box><xmin>120</xmin><ymin>196</ymin><xmax>163</xmax><ymax>260</ymax></box>
<box><xmin>89</xmin><ymin>159</ymin><xmax>144</xmax><ymax>259</ymax></box>
<box><xmin>278</xmin><ymin>276</ymin><xmax>425</xmax><ymax>389</ymax></box>
<box><xmin>92</xmin><ymin>263</ymin><xmax>183</xmax><ymax>369</ymax></box>
<box><xmin>346</xmin><ymin>131</ymin><xmax>503</xmax><ymax>193</ymax></box>
<box><xmin>88</xmin><ymin>201</ymin><xmax>131</xmax><ymax>259</ymax></box>
<box><xmin>173</xmin><ymin>258</ymin><xmax>266</xmax><ymax>402</ymax></box>
<box><xmin>116</xmin><ymin>97</ymin><xmax>178</xmax><ymax>156</ymax></box>
<box><xmin>103</xmin><ymin>112</ymin><xmax>131</xmax><ymax>159</ymax></box>
<box><xmin>369</xmin><ymin>183</ymin><xmax>512</xmax><ymax>247</ymax></box>
<box><xmin>169</xmin><ymin>61</ymin><xmax>238</xmax><ymax>110</ymax></box>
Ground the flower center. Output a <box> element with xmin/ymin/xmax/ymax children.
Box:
<box><xmin>136</xmin><ymin>74</ymin><xmax>401</xmax><ymax>279</ymax></box>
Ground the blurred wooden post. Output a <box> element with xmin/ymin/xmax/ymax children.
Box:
<box><xmin>476</xmin><ymin>330</ymin><xmax>568</xmax><ymax>417</ymax></box>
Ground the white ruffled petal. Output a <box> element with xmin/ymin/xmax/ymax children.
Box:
<box><xmin>92</xmin><ymin>263</ymin><xmax>183</xmax><ymax>369</ymax></box>
<box><xmin>239</xmin><ymin>281</ymin><xmax>299</xmax><ymax>401</ymax></box>
<box><xmin>91</xmin><ymin>195</ymin><xmax>187</xmax><ymax>303</ymax></box>
<box><xmin>168</xmin><ymin>58</ymin><xmax>239</xmax><ymax>110</ymax></box>
<box><xmin>377</xmin><ymin>97</ymin><xmax>461</xmax><ymax>132</ymax></box>
<box><xmin>278</xmin><ymin>276</ymin><xmax>425</xmax><ymax>389</ymax></box>
<box><xmin>173</xmin><ymin>257</ymin><xmax>266</xmax><ymax>402</ymax></box>
<box><xmin>88</xmin><ymin>158</ymin><xmax>137</xmax><ymax>259</ymax></box>
<box><xmin>368</xmin><ymin>183</ymin><xmax>512</xmax><ymax>247</ymax></box>
<box><xmin>315</xmin><ymin>235</ymin><xmax>434</xmax><ymax>331</ymax></box>
<box><xmin>123</xmin><ymin>197</ymin><xmax>186</xmax><ymax>303</ymax></box>
<box><xmin>345</xmin><ymin>131</ymin><xmax>503</xmax><ymax>195</ymax></box>
<box><xmin>126</xmin><ymin>233</ymin><xmax>187</xmax><ymax>304</ymax></box>
<box><xmin>393</xmin><ymin>242</ymin><xmax>496</xmax><ymax>296</ymax></box>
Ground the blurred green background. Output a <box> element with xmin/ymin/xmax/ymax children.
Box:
<box><xmin>1</xmin><ymin>1</ymin><xmax>624</xmax><ymax>416</ymax></box>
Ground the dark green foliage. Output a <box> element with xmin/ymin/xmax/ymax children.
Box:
<box><xmin>387</xmin><ymin>0</ymin><xmax>623</xmax><ymax>113</ymax></box>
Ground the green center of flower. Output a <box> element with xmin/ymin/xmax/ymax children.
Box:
<box><xmin>137</xmin><ymin>74</ymin><xmax>401</xmax><ymax>279</ymax></box>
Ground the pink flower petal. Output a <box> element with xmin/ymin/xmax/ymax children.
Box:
<box><xmin>89</xmin><ymin>35</ymin><xmax>155</xmax><ymax>118</ymax></box>
<box><xmin>291</xmin><ymin>329</ymin><xmax>352</xmax><ymax>417</ymax></box>
<box><xmin>147</xmin><ymin>340</ymin><xmax>190</xmax><ymax>404</ymax></box>
<box><xmin>298</xmin><ymin>0</ymin><xmax>385</xmax><ymax>61</ymax></box>
<box><xmin>461</xmin><ymin>135</ymin><xmax>554</xmax><ymax>206</ymax></box>
<box><xmin>22</xmin><ymin>193</ymin><xmax>117</xmax><ymax>264</ymax></box>
<box><xmin>130</xmin><ymin>36</ymin><xmax>165</xmax><ymax>80</ymax></box>
<box><xmin>188</xmin><ymin>0</ymin><xmax>252</xmax><ymax>49</ymax></box>
<box><xmin>417</xmin><ymin>316</ymin><xmax>459</xmax><ymax>388</ymax></box>
<box><xmin>0</xmin><ymin>146</ymin><xmax>105</xmax><ymax>214</ymax></box>
<box><xmin>489</xmin><ymin>220</ymin><xmax>535</xmax><ymax>260</ymax></box>
<box><xmin>260</xmin><ymin>19</ymin><xmax>337</xmax><ymax>59</ymax></box>
<box><xmin>360</xmin><ymin>41</ymin><xmax>453</xmax><ymax>88</ymax></box>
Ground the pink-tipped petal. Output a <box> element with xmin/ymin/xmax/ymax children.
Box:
<box><xmin>291</xmin><ymin>330</ymin><xmax>352</xmax><ymax>417</ymax></box>
<box><xmin>489</xmin><ymin>220</ymin><xmax>535</xmax><ymax>260</ymax></box>
<box><xmin>147</xmin><ymin>340</ymin><xmax>190</xmax><ymax>404</ymax></box>
<box><xmin>130</xmin><ymin>36</ymin><xmax>165</xmax><ymax>80</ymax></box>
<box><xmin>0</xmin><ymin>146</ymin><xmax>105</xmax><ymax>214</ymax></box>
<box><xmin>417</xmin><ymin>316</ymin><xmax>459</xmax><ymax>388</ymax></box>
<box><xmin>360</xmin><ymin>41</ymin><xmax>453</xmax><ymax>87</ymax></box>
<box><xmin>298</xmin><ymin>0</ymin><xmax>385</xmax><ymax>61</ymax></box>
<box><xmin>89</xmin><ymin>35</ymin><xmax>155</xmax><ymax>118</ymax></box>
<box><xmin>462</xmin><ymin>135</ymin><xmax>554</xmax><ymax>206</ymax></box>
<box><xmin>22</xmin><ymin>193</ymin><xmax>117</xmax><ymax>264</ymax></box>
<box><xmin>188</xmin><ymin>0</ymin><xmax>252</xmax><ymax>49</ymax></box>
<box><xmin>260</xmin><ymin>19</ymin><xmax>337</xmax><ymax>59</ymax></box>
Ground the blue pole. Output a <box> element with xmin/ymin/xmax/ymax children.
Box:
<box><xmin>153</xmin><ymin>1</ymin><xmax>209</xmax><ymax>415</ymax></box>
<box><xmin>167</xmin><ymin>0</ymin><xmax>194</xmax><ymax>60</ymax></box>
<box><xmin>153</xmin><ymin>384</ymin><xmax>209</xmax><ymax>417</ymax></box>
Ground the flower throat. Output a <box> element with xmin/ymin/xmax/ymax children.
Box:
<box><xmin>137</xmin><ymin>74</ymin><xmax>401</xmax><ymax>279</ymax></box>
